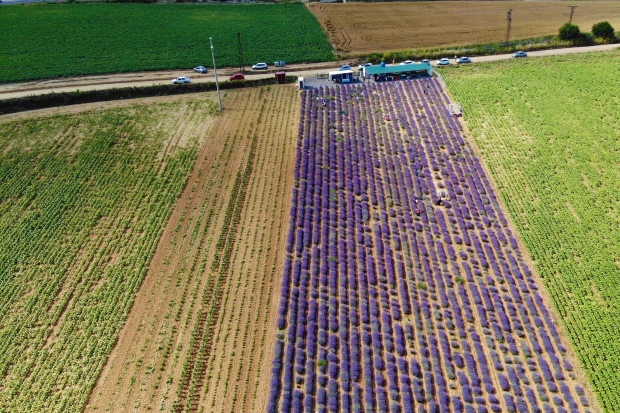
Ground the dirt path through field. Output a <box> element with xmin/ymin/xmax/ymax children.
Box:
<box><xmin>85</xmin><ymin>85</ymin><xmax>299</xmax><ymax>413</ymax></box>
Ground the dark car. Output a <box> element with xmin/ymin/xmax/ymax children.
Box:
<box><xmin>229</xmin><ymin>73</ymin><xmax>245</xmax><ymax>81</ymax></box>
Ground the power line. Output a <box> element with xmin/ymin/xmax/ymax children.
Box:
<box><xmin>210</xmin><ymin>37</ymin><xmax>223</xmax><ymax>111</ymax></box>
<box><xmin>568</xmin><ymin>5</ymin><xmax>579</xmax><ymax>23</ymax></box>
<box><xmin>505</xmin><ymin>9</ymin><xmax>513</xmax><ymax>44</ymax></box>
<box><xmin>237</xmin><ymin>32</ymin><xmax>245</xmax><ymax>73</ymax></box>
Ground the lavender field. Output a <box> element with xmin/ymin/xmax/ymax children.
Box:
<box><xmin>267</xmin><ymin>79</ymin><xmax>593</xmax><ymax>413</ymax></box>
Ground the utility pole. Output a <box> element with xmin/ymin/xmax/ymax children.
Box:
<box><xmin>237</xmin><ymin>32</ymin><xmax>245</xmax><ymax>73</ymax></box>
<box><xmin>505</xmin><ymin>9</ymin><xmax>513</xmax><ymax>45</ymax></box>
<box><xmin>210</xmin><ymin>37</ymin><xmax>223</xmax><ymax>111</ymax></box>
<box><xmin>568</xmin><ymin>5</ymin><xmax>578</xmax><ymax>23</ymax></box>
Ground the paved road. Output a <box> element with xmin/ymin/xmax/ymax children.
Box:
<box><xmin>1</xmin><ymin>43</ymin><xmax>618</xmax><ymax>100</ymax></box>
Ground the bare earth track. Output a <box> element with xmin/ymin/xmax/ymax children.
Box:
<box><xmin>86</xmin><ymin>85</ymin><xmax>299</xmax><ymax>413</ymax></box>
<box><xmin>308</xmin><ymin>1</ymin><xmax>620</xmax><ymax>53</ymax></box>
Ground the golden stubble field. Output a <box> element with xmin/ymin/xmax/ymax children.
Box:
<box><xmin>308</xmin><ymin>1</ymin><xmax>620</xmax><ymax>53</ymax></box>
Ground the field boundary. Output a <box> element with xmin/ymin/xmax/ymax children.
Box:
<box><xmin>440</xmin><ymin>79</ymin><xmax>604</xmax><ymax>413</ymax></box>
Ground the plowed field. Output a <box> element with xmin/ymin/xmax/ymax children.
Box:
<box><xmin>87</xmin><ymin>85</ymin><xmax>300</xmax><ymax>412</ymax></box>
<box><xmin>308</xmin><ymin>1</ymin><xmax>620</xmax><ymax>53</ymax></box>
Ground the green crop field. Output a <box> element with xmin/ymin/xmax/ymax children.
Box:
<box><xmin>443</xmin><ymin>49</ymin><xmax>620</xmax><ymax>412</ymax></box>
<box><xmin>0</xmin><ymin>96</ymin><xmax>217</xmax><ymax>411</ymax></box>
<box><xmin>0</xmin><ymin>3</ymin><xmax>333</xmax><ymax>83</ymax></box>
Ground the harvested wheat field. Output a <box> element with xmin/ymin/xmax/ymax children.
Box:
<box><xmin>308</xmin><ymin>1</ymin><xmax>620</xmax><ymax>53</ymax></box>
<box><xmin>86</xmin><ymin>85</ymin><xmax>299</xmax><ymax>413</ymax></box>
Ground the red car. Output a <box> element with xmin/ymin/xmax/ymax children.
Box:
<box><xmin>229</xmin><ymin>73</ymin><xmax>245</xmax><ymax>81</ymax></box>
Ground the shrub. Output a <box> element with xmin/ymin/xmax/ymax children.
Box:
<box><xmin>0</xmin><ymin>76</ymin><xmax>297</xmax><ymax>116</ymax></box>
<box><xmin>592</xmin><ymin>21</ymin><xmax>615</xmax><ymax>40</ymax></box>
<box><xmin>558</xmin><ymin>23</ymin><xmax>581</xmax><ymax>42</ymax></box>
<box><xmin>576</xmin><ymin>32</ymin><xmax>595</xmax><ymax>46</ymax></box>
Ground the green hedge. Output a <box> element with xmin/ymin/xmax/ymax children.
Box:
<box><xmin>0</xmin><ymin>76</ymin><xmax>297</xmax><ymax>115</ymax></box>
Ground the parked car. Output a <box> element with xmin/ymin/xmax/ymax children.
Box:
<box><xmin>512</xmin><ymin>51</ymin><xmax>528</xmax><ymax>58</ymax></box>
<box><xmin>421</xmin><ymin>59</ymin><xmax>430</xmax><ymax>64</ymax></box>
<box><xmin>172</xmin><ymin>77</ymin><xmax>190</xmax><ymax>84</ymax></box>
<box><xmin>193</xmin><ymin>66</ymin><xmax>208</xmax><ymax>73</ymax></box>
<box><xmin>456</xmin><ymin>57</ymin><xmax>472</xmax><ymax>64</ymax></box>
<box><xmin>436</xmin><ymin>58</ymin><xmax>450</xmax><ymax>66</ymax></box>
<box><xmin>400</xmin><ymin>60</ymin><xmax>415</xmax><ymax>65</ymax></box>
<box><xmin>357</xmin><ymin>62</ymin><xmax>373</xmax><ymax>70</ymax></box>
<box><xmin>338</xmin><ymin>65</ymin><xmax>352</xmax><ymax>71</ymax></box>
<box><xmin>252</xmin><ymin>62</ymin><xmax>268</xmax><ymax>70</ymax></box>
<box><xmin>229</xmin><ymin>73</ymin><xmax>245</xmax><ymax>81</ymax></box>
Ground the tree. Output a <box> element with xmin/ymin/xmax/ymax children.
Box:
<box><xmin>592</xmin><ymin>21</ymin><xmax>615</xmax><ymax>40</ymax></box>
<box><xmin>559</xmin><ymin>23</ymin><xmax>581</xmax><ymax>42</ymax></box>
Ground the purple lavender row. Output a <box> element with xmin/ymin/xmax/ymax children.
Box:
<box><xmin>268</xmin><ymin>79</ymin><xmax>591</xmax><ymax>413</ymax></box>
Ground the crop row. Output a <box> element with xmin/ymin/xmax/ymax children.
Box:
<box><xmin>0</xmin><ymin>104</ymin><xmax>203</xmax><ymax>412</ymax></box>
<box><xmin>268</xmin><ymin>79</ymin><xmax>591</xmax><ymax>412</ymax></box>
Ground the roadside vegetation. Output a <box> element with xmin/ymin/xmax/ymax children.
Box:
<box><xmin>443</xmin><ymin>49</ymin><xmax>620</xmax><ymax>412</ymax></box>
<box><xmin>357</xmin><ymin>21</ymin><xmax>617</xmax><ymax>64</ymax></box>
<box><xmin>358</xmin><ymin>36</ymin><xmax>573</xmax><ymax>64</ymax></box>
<box><xmin>0</xmin><ymin>3</ymin><xmax>333</xmax><ymax>83</ymax></box>
<box><xmin>558</xmin><ymin>21</ymin><xmax>617</xmax><ymax>45</ymax></box>
<box><xmin>355</xmin><ymin>21</ymin><xmax>618</xmax><ymax>63</ymax></box>
<box><xmin>0</xmin><ymin>76</ymin><xmax>296</xmax><ymax>115</ymax></box>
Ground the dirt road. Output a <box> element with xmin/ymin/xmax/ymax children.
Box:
<box><xmin>1</xmin><ymin>43</ymin><xmax>617</xmax><ymax>100</ymax></box>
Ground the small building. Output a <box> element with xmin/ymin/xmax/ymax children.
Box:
<box><xmin>362</xmin><ymin>63</ymin><xmax>432</xmax><ymax>80</ymax></box>
<box><xmin>328</xmin><ymin>70</ymin><xmax>354</xmax><ymax>83</ymax></box>
<box><xmin>275</xmin><ymin>72</ymin><xmax>286</xmax><ymax>84</ymax></box>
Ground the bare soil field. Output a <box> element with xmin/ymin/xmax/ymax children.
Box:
<box><xmin>308</xmin><ymin>1</ymin><xmax>620</xmax><ymax>53</ymax></box>
<box><xmin>86</xmin><ymin>85</ymin><xmax>299</xmax><ymax>412</ymax></box>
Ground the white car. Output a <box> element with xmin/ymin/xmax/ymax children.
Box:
<box><xmin>172</xmin><ymin>77</ymin><xmax>190</xmax><ymax>84</ymax></box>
<box><xmin>421</xmin><ymin>59</ymin><xmax>430</xmax><ymax>64</ymax></box>
<box><xmin>252</xmin><ymin>63</ymin><xmax>268</xmax><ymax>70</ymax></box>
<box><xmin>357</xmin><ymin>62</ymin><xmax>372</xmax><ymax>70</ymax></box>
<box><xmin>436</xmin><ymin>58</ymin><xmax>450</xmax><ymax>66</ymax></box>
<box><xmin>456</xmin><ymin>57</ymin><xmax>472</xmax><ymax>64</ymax></box>
<box><xmin>400</xmin><ymin>60</ymin><xmax>415</xmax><ymax>65</ymax></box>
<box><xmin>512</xmin><ymin>51</ymin><xmax>527</xmax><ymax>58</ymax></box>
<box><xmin>193</xmin><ymin>66</ymin><xmax>208</xmax><ymax>73</ymax></box>
<box><xmin>338</xmin><ymin>65</ymin><xmax>352</xmax><ymax>71</ymax></box>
